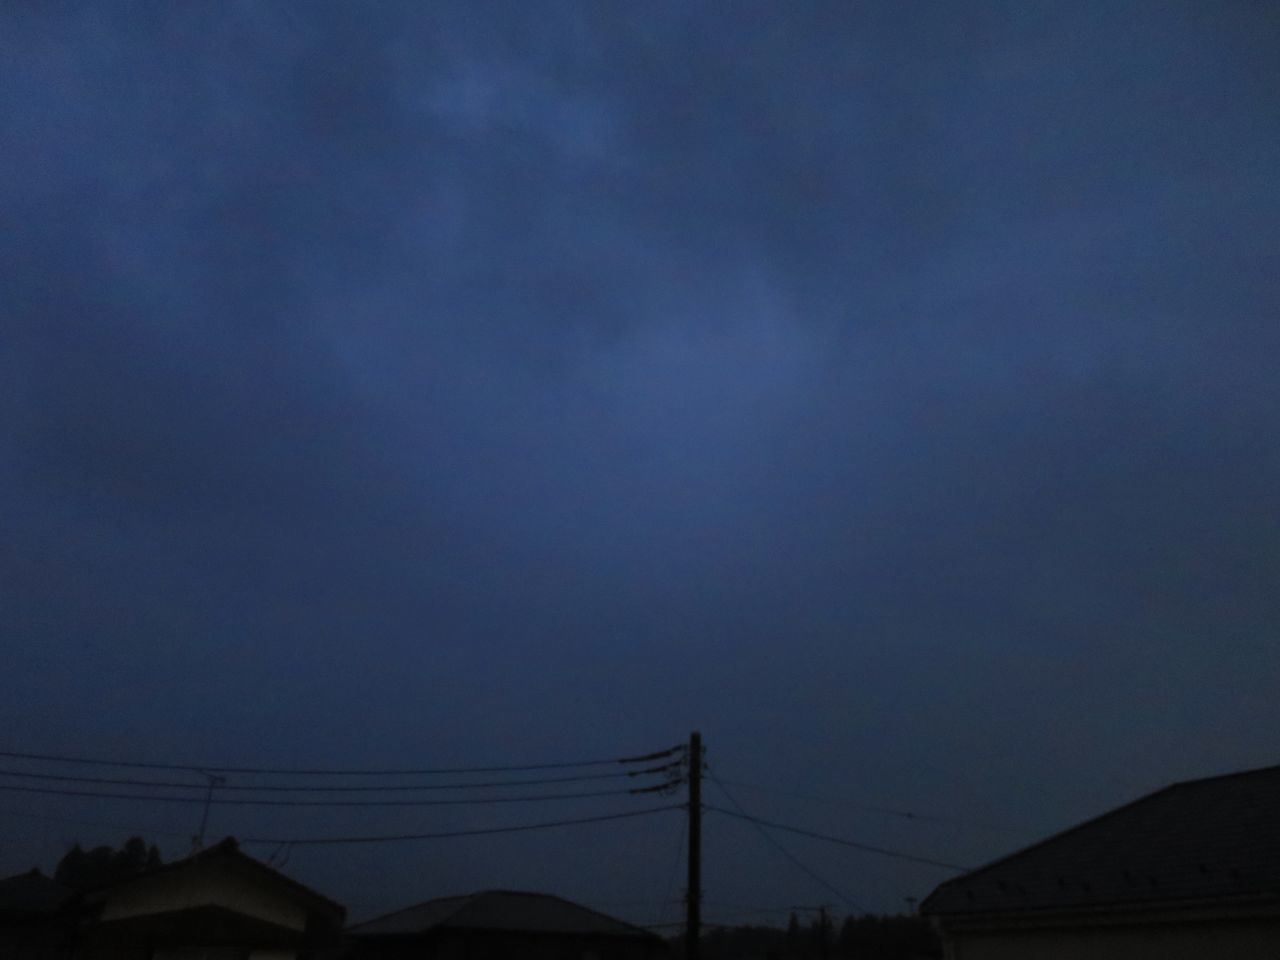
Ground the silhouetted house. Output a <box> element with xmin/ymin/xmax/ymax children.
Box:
<box><xmin>0</xmin><ymin>869</ymin><xmax>76</xmax><ymax>960</ymax></box>
<box><xmin>921</xmin><ymin>764</ymin><xmax>1280</xmax><ymax>959</ymax></box>
<box><xmin>346</xmin><ymin>891</ymin><xmax>667</xmax><ymax>960</ymax></box>
<box><xmin>75</xmin><ymin>838</ymin><xmax>345</xmax><ymax>960</ymax></box>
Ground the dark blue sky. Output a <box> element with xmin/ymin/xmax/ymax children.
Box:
<box><xmin>2</xmin><ymin>0</ymin><xmax>1279</xmax><ymax>925</ymax></box>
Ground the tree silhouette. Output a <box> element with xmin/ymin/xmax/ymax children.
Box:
<box><xmin>54</xmin><ymin>837</ymin><xmax>162</xmax><ymax>890</ymax></box>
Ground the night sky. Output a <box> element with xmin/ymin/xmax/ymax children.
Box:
<box><xmin>3</xmin><ymin>0</ymin><xmax>1279</xmax><ymax>928</ymax></box>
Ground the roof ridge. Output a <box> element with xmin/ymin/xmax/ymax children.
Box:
<box><xmin>347</xmin><ymin>890</ymin><xmax>660</xmax><ymax>940</ymax></box>
<box><xmin>921</xmin><ymin>762</ymin><xmax>1280</xmax><ymax>916</ymax></box>
<box><xmin>78</xmin><ymin>836</ymin><xmax>344</xmax><ymax>918</ymax></box>
<box><xmin>532</xmin><ymin>892</ymin><xmax>662</xmax><ymax>938</ymax></box>
<box><xmin>922</xmin><ymin>781</ymin><xmax>1180</xmax><ymax>909</ymax></box>
<box><xmin>1163</xmin><ymin>761</ymin><xmax>1280</xmax><ymax>791</ymax></box>
<box><xmin>473</xmin><ymin>889</ymin><xmax>564</xmax><ymax>898</ymax></box>
<box><xmin>438</xmin><ymin>891</ymin><xmax>482</xmax><ymax>925</ymax></box>
<box><xmin>347</xmin><ymin>892</ymin><xmax>476</xmax><ymax>931</ymax></box>
<box><xmin>465</xmin><ymin>890</ymin><xmax>658</xmax><ymax>938</ymax></box>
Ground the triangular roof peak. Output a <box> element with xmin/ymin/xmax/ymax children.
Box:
<box><xmin>348</xmin><ymin>889</ymin><xmax>659</xmax><ymax>940</ymax></box>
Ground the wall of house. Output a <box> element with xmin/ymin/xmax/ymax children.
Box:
<box><xmin>354</xmin><ymin>931</ymin><xmax>662</xmax><ymax>960</ymax></box>
<box><xmin>433</xmin><ymin>933</ymin><xmax>661</xmax><ymax>960</ymax></box>
<box><xmin>944</xmin><ymin>917</ymin><xmax>1280</xmax><ymax>960</ymax></box>
<box><xmin>0</xmin><ymin>922</ymin><xmax>73</xmax><ymax>960</ymax></box>
<box><xmin>100</xmin><ymin>940</ymin><xmax>297</xmax><ymax>960</ymax></box>
<box><xmin>97</xmin><ymin>863</ymin><xmax>308</xmax><ymax>934</ymax></box>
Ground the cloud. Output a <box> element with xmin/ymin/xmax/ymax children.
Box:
<box><xmin>2</xmin><ymin>0</ymin><xmax>1279</xmax><ymax>918</ymax></box>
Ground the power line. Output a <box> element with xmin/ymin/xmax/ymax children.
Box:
<box><xmin>0</xmin><ymin>782</ymin><xmax>662</xmax><ymax>807</ymax></box>
<box><xmin>0</xmin><ymin>746</ymin><xmax>682</xmax><ymax>777</ymax></box>
<box><xmin>709</xmin><ymin>774</ymin><xmax>863</xmax><ymax>914</ymax></box>
<box><xmin>0</xmin><ymin>765</ymin><xmax>676</xmax><ymax>793</ymax></box>
<box><xmin>704</xmin><ymin>805</ymin><xmax>971</xmax><ymax>872</ymax></box>
<box><xmin>712</xmin><ymin>776</ymin><xmax>1004</xmax><ymax>831</ymax></box>
<box><xmin>241</xmin><ymin>803</ymin><xmax>684</xmax><ymax>845</ymax></box>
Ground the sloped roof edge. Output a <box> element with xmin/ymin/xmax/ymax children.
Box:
<box><xmin>922</xmin><ymin>762</ymin><xmax>1280</xmax><ymax>917</ymax></box>
<box><xmin>348</xmin><ymin>890</ymin><xmax>660</xmax><ymax>940</ymax></box>
<box><xmin>82</xmin><ymin>838</ymin><xmax>344</xmax><ymax>922</ymax></box>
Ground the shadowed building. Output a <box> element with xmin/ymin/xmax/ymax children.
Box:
<box><xmin>346</xmin><ymin>891</ymin><xmax>667</xmax><ymax>960</ymax></box>
<box><xmin>0</xmin><ymin>869</ymin><xmax>77</xmax><ymax>960</ymax></box>
<box><xmin>921</xmin><ymin>764</ymin><xmax>1280</xmax><ymax>959</ymax></box>
<box><xmin>75</xmin><ymin>838</ymin><xmax>345</xmax><ymax>960</ymax></box>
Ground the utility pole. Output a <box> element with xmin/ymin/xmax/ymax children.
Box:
<box><xmin>686</xmin><ymin>731</ymin><xmax>702</xmax><ymax>960</ymax></box>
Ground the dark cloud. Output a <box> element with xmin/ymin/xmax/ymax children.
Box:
<box><xmin>2</xmin><ymin>0</ymin><xmax>1278</xmax><ymax>921</ymax></box>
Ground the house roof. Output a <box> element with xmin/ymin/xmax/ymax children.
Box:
<box><xmin>0</xmin><ymin>869</ymin><xmax>76</xmax><ymax>915</ymax></box>
<box><xmin>347</xmin><ymin>890</ymin><xmax>658</xmax><ymax>940</ymax></box>
<box><xmin>82</xmin><ymin>838</ymin><xmax>345</xmax><ymax>926</ymax></box>
<box><xmin>922</xmin><ymin>763</ymin><xmax>1280</xmax><ymax>918</ymax></box>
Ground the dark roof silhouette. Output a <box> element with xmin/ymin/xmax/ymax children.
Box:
<box><xmin>923</xmin><ymin>763</ymin><xmax>1280</xmax><ymax>917</ymax></box>
<box><xmin>82</xmin><ymin>837</ymin><xmax>344</xmax><ymax>924</ymax></box>
<box><xmin>0</xmin><ymin>869</ymin><xmax>75</xmax><ymax>915</ymax></box>
<box><xmin>348</xmin><ymin>890</ymin><xmax>657</xmax><ymax>940</ymax></box>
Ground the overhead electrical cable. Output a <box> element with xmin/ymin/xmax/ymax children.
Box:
<box><xmin>0</xmin><ymin>765</ymin><xmax>676</xmax><ymax>792</ymax></box>
<box><xmin>712</xmin><ymin>775</ymin><xmax>1004</xmax><ymax>831</ymax></box>
<box><xmin>709</xmin><ymin>772</ymin><xmax>864</xmax><ymax>913</ymax></box>
<box><xmin>0</xmin><ymin>746</ymin><xmax>683</xmax><ymax>777</ymax></box>
<box><xmin>704</xmin><ymin>804</ymin><xmax>971</xmax><ymax>871</ymax></box>
<box><xmin>240</xmin><ymin>803</ymin><xmax>684</xmax><ymax>845</ymax></box>
<box><xmin>0</xmin><ymin>783</ymin><xmax>662</xmax><ymax>807</ymax></box>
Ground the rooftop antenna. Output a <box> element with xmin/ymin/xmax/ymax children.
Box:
<box><xmin>192</xmin><ymin>771</ymin><xmax>226</xmax><ymax>852</ymax></box>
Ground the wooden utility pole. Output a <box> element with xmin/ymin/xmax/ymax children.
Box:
<box><xmin>686</xmin><ymin>731</ymin><xmax>702</xmax><ymax>960</ymax></box>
